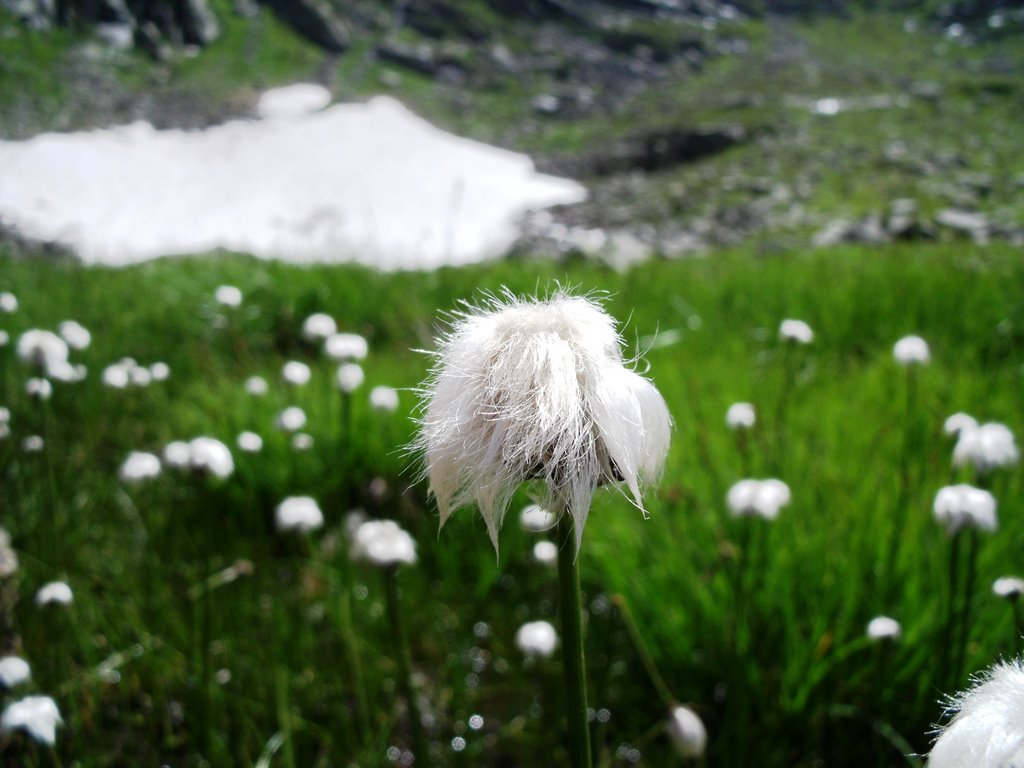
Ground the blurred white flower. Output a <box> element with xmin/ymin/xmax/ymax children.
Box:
<box><xmin>0</xmin><ymin>424</ymin><xmax>8</xmax><ymax>441</ymax></box>
<box><xmin>245</xmin><ymin>375</ymin><xmax>268</xmax><ymax>396</ymax></box>
<box><xmin>416</xmin><ymin>291</ymin><xmax>671</xmax><ymax>552</ymax></box>
<box><xmin>515</xmin><ymin>620</ymin><xmax>558</xmax><ymax>659</ymax></box>
<box><xmin>933</xmin><ymin>484</ymin><xmax>997</xmax><ymax>534</ymax></box>
<box><xmin>352</xmin><ymin>519</ymin><xmax>417</xmax><ymax>567</ymax></box>
<box><xmin>336</xmin><ymin>362</ymin><xmax>364</xmax><ymax>393</ymax></box>
<box><xmin>944</xmin><ymin>413</ymin><xmax>978</xmax><ymax>438</ymax></box>
<box><xmin>22</xmin><ymin>436</ymin><xmax>44</xmax><ymax>453</ymax></box>
<box><xmin>893</xmin><ymin>335</ymin><xmax>930</xmax><ymax>365</ymax></box>
<box><xmin>779</xmin><ymin>318</ymin><xmax>813</xmax><ymax>344</ymax></box>
<box><xmin>302</xmin><ymin>313</ymin><xmax>337</xmax><ymax>341</ymax></box>
<box><xmin>725</xmin><ymin>402</ymin><xmax>756</xmax><ymax>430</ymax></box>
<box><xmin>929</xmin><ymin>658</ymin><xmax>1024</xmax><ymax>768</ymax></box>
<box><xmin>0</xmin><ymin>695</ymin><xmax>62</xmax><ymax>746</ymax></box>
<box><xmin>119</xmin><ymin>451</ymin><xmax>162</xmax><ymax>482</ymax></box>
<box><xmin>291</xmin><ymin>433</ymin><xmax>314</xmax><ymax>451</ymax></box>
<box><xmin>520</xmin><ymin>503</ymin><xmax>556</xmax><ymax>532</ymax></box>
<box><xmin>102</xmin><ymin>362</ymin><xmax>131</xmax><ymax>389</ymax></box>
<box><xmin>276</xmin><ymin>406</ymin><xmax>306</xmax><ymax>432</ymax></box>
<box><xmin>163</xmin><ymin>441</ymin><xmax>193</xmax><ymax>469</ymax></box>
<box><xmin>0</xmin><ymin>408</ymin><xmax>8</xmax><ymax>423</ymax></box>
<box><xmin>149</xmin><ymin>362</ymin><xmax>170</xmax><ymax>381</ymax></box>
<box><xmin>189</xmin><ymin>437</ymin><xmax>234</xmax><ymax>479</ymax></box>
<box><xmin>369</xmin><ymin>385</ymin><xmax>400</xmax><ymax>412</ymax></box>
<box><xmin>215</xmin><ymin>285</ymin><xmax>242</xmax><ymax>308</ymax></box>
<box><xmin>36</xmin><ymin>581</ymin><xmax>73</xmax><ymax>606</ymax></box>
<box><xmin>953</xmin><ymin>422</ymin><xmax>1019</xmax><ymax>474</ymax></box>
<box><xmin>324</xmin><ymin>332</ymin><xmax>368</xmax><ymax>361</ymax></box>
<box><xmin>237</xmin><ymin>431</ymin><xmax>263</xmax><ymax>453</ymax></box>
<box><xmin>866</xmin><ymin>615</ymin><xmax>902</xmax><ymax>641</ymax></box>
<box><xmin>0</xmin><ymin>528</ymin><xmax>18</xmax><ymax>578</ymax></box>
<box><xmin>532</xmin><ymin>540</ymin><xmax>558</xmax><ymax>566</ymax></box>
<box><xmin>0</xmin><ymin>657</ymin><xmax>31</xmax><ymax>688</ymax></box>
<box><xmin>993</xmin><ymin>576</ymin><xmax>1024</xmax><ymax>600</ymax></box>
<box><xmin>25</xmin><ymin>378</ymin><xmax>52</xmax><ymax>401</ymax></box>
<box><xmin>275</xmin><ymin>496</ymin><xmax>324</xmax><ymax>533</ymax></box>
<box><xmin>57</xmin><ymin>320</ymin><xmax>91</xmax><ymax>350</ymax></box>
<box><xmin>726</xmin><ymin>478</ymin><xmax>791</xmax><ymax>521</ymax></box>
<box><xmin>16</xmin><ymin>330</ymin><xmax>70</xmax><ymax>380</ymax></box>
<box><xmin>128</xmin><ymin>366</ymin><xmax>151</xmax><ymax>387</ymax></box>
<box><xmin>667</xmin><ymin>705</ymin><xmax>707</xmax><ymax>759</ymax></box>
<box><xmin>282</xmin><ymin>360</ymin><xmax>312</xmax><ymax>387</ymax></box>
<box><xmin>0</xmin><ymin>330</ymin><xmax>8</xmax><ymax>346</ymax></box>
<box><xmin>0</xmin><ymin>292</ymin><xmax>16</xmax><ymax>313</ymax></box>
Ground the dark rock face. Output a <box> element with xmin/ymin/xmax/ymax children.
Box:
<box><xmin>264</xmin><ymin>0</ymin><xmax>349</xmax><ymax>53</ymax></box>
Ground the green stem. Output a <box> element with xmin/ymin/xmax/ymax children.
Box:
<box><xmin>557</xmin><ymin>512</ymin><xmax>592</xmax><ymax>768</ymax></box>
<box><xmin>611</xmin><ymin>594</ymin><xmax>674</xmax><ymax>708</ymax></box>
<box><xmin>938</xmin><ymin>532</ymin><xmax>961</xmax><ymax>690</ymax></box>
<box><xmin>955</xmin><ymin>530</ymin><xmax>979</xmax><ymax>680</ymax></box>
<box><xmin>275</xmin><ymin>666</ymin><xmax>296</xmax><ymax>768</ymax></box>
<box><xmin>338</xmin><ymin>584</ymin><xmax>372</xmax><ymax>748</ymax></box>
<box><xmin>1012</xmin><ymin>601</ymin><xmax>1022</xmax><ymax>657</ymax></box>
<box><xmin>883</xmin><ymin>368</ymin><xmax>916</xmax><ymax>595</ymax></box>
<box><xmin>384</xmin><ymin>566</ymin><xmax>428</xmax><ymax>763</ymax></box>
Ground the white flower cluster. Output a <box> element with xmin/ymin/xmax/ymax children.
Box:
<box><xmin>17</xmin><ymin>329</ymin><xmax>85</xmax><ymax>383</ymax></box>
<box><xmin>933</xmin><ymin>484</ymin><xmax>997</xmax><ymax>534</ymax></box>
<box><xmin>275</xmin><ymin>496</ymin><xmax>324</xmax><ymax>533</ymax></box>
<box><xmin>779</xmin><ymin>318</ymin><xmax>813</xmax><ymax>344</ymax></box>
<box><xmin>351</xmin><ymin>519</ymin><xmax>417</xmax><ymax>567</ymax></box>
<box><xmin>726</xmin><ymin>479</ymin><xmax>791</xmax><ymax>521</ymax></box>
<box><xmin>102</xmin><ymin>358</ymin><xmax>169</xmax><ymax>389</ymax></box>
<box><xmin>1</xmin><ymin>695</ymin><xmax>62</xmax><ymax>746</ymax></box>
<box><xmin>161</xmin><ymin>437</ymin><xmax>234</xmax><ymax>479</ymax></box>
<box><xmin>952</xmin><ymin>422</ymin><xmax>1019</xmax><ymax>475</ymax></box>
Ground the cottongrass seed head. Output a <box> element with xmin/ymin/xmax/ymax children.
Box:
<box><xmin>944</xmin><ymin>413</ymin><xmax>978</xmax><ymax>439</ymax></box>
<box><xmin>953</xmin><ymin>422</ymin><xmax>1020</xmax><ymax>474</ymax></box>
<box><xmin>36</xmin><ymin>582</ymin><xmax>73</xmax><ymax>607</ymax></box>
<box><xmin>275</xmin><ymin>496</ymin><xmax>324</xmax><ymax>533</ymax></box>
<box><xmin>934</xmin><ymin>484</ymin><xmax>997</xmax><ymax>535</ymax></box>
<box><xmin>929</xmin><ymin>657</ymin><xmax>1024</xmax><ymax>768</ymax></box>
<box><xmin>415</xmin><ymin>289</ymin><xmax>671</xmax><ymax>552</ymax></box>
<box><xmin>779</xmin><ymin>318</ymin><xmax>813</xmax><ymax>344</ymax></box>
<box><xmin>666</xmin><ymin>705</ymin><xmax>707</xmax><ymax>759</ymax></box>
<box><xmin>351</xmin><ymin>519</ymin><xmax>417</xmax><ymax>567</ymax></box>
<box><xmin>1</xmin><ymin>695</ymin><xmax>62</xmax><ymax>746</ymax></box>
<box><xmin>0</xmin><ymin>657</ymin><xmax>31</xmax><ymax>688</ymax></box>
<box><xmin>725</xmin><ymin>402</ymin><xmax>756</xmax><ymax>430</ymax></box>
<box><xmin>993</xmin><ymin>576</ymin><xmax>1024</xmax><ymax>601</ymax></box>
<box><xmin>515</xmin><ymin>620</ymin><xmax>558</xmax><ymax>659</ymax></box>
<box><xmin>893</xmin><ymin>334</ymin><xmax>930</xmax><ymax>365</ymax></box>
<box><xmin>866</xmin><ymin>615</ymin><xmax>902</xmax><ymax>642</ymax></box>
<box><xmin>727</xmin><ymin>478</ymin><xmax>792</xmax><ymax>521</ymax></box>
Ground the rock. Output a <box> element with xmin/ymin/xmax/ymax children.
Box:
<box><xmin>813</xmin><ymin>215</ymin><xmax>889</xmax><ymax>248</ymax></box>
<box><xmin>178</xmin><ymin>0</ymin><xmax>219</xmax><ymax>46</ymax></box>
<box><xmin>2</xmin><ymin>0</ymin><xmax>53</xmax><ymax>29</ymax></box>
<box><xmin>935</xmin><ymin>208</ymin><xmax>990</xmax><ymax>243</ymax></box>
<box><xmin>95</xmin><ymin>21</ymin><xmax>133</xmax><ymax>49</ymax></box>
<box><xmin>134</xmin><ymin>20</ymin><xmax>171</xmax><ymax>61</ymax></box>
<box><xmin>885</xmin><ymin>198</ymin><xmax>934</xmax><ymax>240</ymax></box>
<box><xmin>376</xmin><ymin>39</ymin><xmax>439</xmax><ymax>76</ymax></box>
<box><xmin>531</xmin><ymin>94</ymin><xmax>561</xmax><ymax>115</ymax></box>
<box><xmin>264</xmin><ymin>0</ymin><xmax>349</xmax><ymax>53</ymax></box>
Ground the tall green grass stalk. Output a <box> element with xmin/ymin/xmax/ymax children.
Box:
<box><xmin>383</xmin><ymin>565</ymin><xmax>428</xmax><ymax>763</ymax></box>
<box><xmin>556</xmin><ymin>512</ymin><xmax>592</xmax><ymax>768</ymax></box>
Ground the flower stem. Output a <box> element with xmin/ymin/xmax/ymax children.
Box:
<box><xmin>557</xmin><ymin>512</ymin><xmax>593</xmax><ymax>768</ymax></box>
<box><xmin>383</xmin><ymin>566</ymin><xmax>428</xmax><ymax>763</ymax></box>
<box><xmin>954</xmin><ymin>530</ymin><xmax>979</xmax><ymax>680</ymax></box>
<box><xmin>611</xmin><ymin>594</ymin><xmax>674</xmax><ymax>708</ymax></box>
<box><xmin>938</xmin><ymin>532</ymin><xmax>961</xmax><ymax>689</ymax></box>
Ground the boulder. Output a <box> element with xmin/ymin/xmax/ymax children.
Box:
<box><xmin>178</xmin><ymin>0</ymin><xmax>219</xmax><ymax>46</ymax></box>
<box><xmin>264</xmin><ymin>0</ymin><xmax>349</xmax><ymax>53</ymax></box>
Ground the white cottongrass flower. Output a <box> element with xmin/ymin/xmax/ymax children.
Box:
<box><xmin>0</xmin><ymin>657</ymin><xmax>31</xmax><ymax>688</ymax></box>
<box><xmin>726</xmin><ymin>478</ymin><xmax>792</xmax><ymax>521</ymax></box>
<box><xmin>929</xmin><ymin>658</ymin><xmax>1024</xmax><ymax>768</ymax></box>
<box><xmin>0</xmin><ymin>292</ymin><xmax>16</xmax><ymax>313</ymax></box>
<box><xmin>533</xmin><ymin>540</ymin><xmax>558</xmax><ymax>566</ymax></box>
<box><xmin>0</xmin><ymin>424</ymin><xmax>8</xmax><ymax>441</ymax></box>
<box><xmin>275</xmin><ymin>496</ymin><xmax>324</xmax><ymax>533</ymax></box>
<box><xmin>119</xmin><ymin>451</ymin><xmax>162</xmax><ymax>482</ymax></box>
<box><xmin>351</xmin><ymin>519</ymin><xmax>417</xmax><ymax>567</ymax></box>
<box><xmin>336</xmin><ymin>363</ymin><xmax>364</xmax><ymax>393</ymax></box>
<box><xmin>0</xmin><ymin>695</ymin><xmax>62</xmax><ymax>746</ymax></box>
<box><xmin>282</xmin><ymin>360</ymin><xmax>312</xmax><ymax>386</ymax></box>
<box><xmin>16</xmin><ymin>330</ymin><xmax>71</xmax><ymax>380</ymax></box>
<box><xmin>188</xmin><ymin>437</ymin><xmax>234</xmax><ymax>479</ymax></box>
<box><xmin>36</xmin><ymin>581</ymin><xmax>73</xmax><ymax>606</ymax></box>
<box><xmin>291</xmin><ymin>433</ymin><xmax>314</xmax><ymax>451</ymax></box>
<box><xmin>667</xmin><ymin>705</ymin><xmax>707</xmax><ymax>759</ymax></box>
<box><xmin>215</xmin><ymin>285</ymin><xmax>242</xmax><ymax>307</ymax></box>
<box><xmin>0</xmin><ymin>330</ymin><xmax>8</xmax><ymax>346</ymax></box>
<box><xmin>25</xmin><ymin>378</ymin><xmax>52</xmax><ymax>401</ymax></box>
<box><xmin>0</xmin><ymin>528</ymin><xmax>19</xmax><ymax>578</ymax></box>
<box><xmin>237</xmin><ymin>431</ymin><xmax>263</xmax><ymax>453</ymax></box>
<box><xmin>150</xmin><ymin>362</ymin><xmax>170</xmax><ymax>381</ymax></box>
<box><xmin>866</xmin><ymin>615</ymin><xmax>902</xmax><ymax>641</ymax></box>
<box><xmin>944</xmin><ymin>413</ymin><xmax>978</xmax><ymax>438</ymax></box>
<box><xmin>933</xmin><ymin>484</ymin><xmax>997</xmax><ymax>535</ymax></box>
<box><xmin>953</xmin><ymin>422</ymin><xmax>1019</xmax><ymax>474</ymax></box>
<box><xmin>520</xmin><ymin>503</ymin><xmax>556</xmax><ymax>532</ymax></box>
<box><xmin>993</xmin><ymin>576</ymin><xmax>1024</xmax><ymax>600</ymax></box>
<box><xmin>163</xmin><ymin>441</ymin><xmax>193</xmax><ymax>469</ymax></box>
<box><xmin>0</xmin><ymin>407</ymin><xmax>8</xmax><ymax>423</ymax></box>
<box><xmin>779</xmin><ymin>318</ymin><xmax>814</xmax><ymax>344</ymax></box>
<box><xmin>302</xmin><ymin>313</ymin><xmax>337</xmax><ymax>341</ymax></box>
<box><xmin>21</xmin><ymin>436</ymin><xmax>44</xmax><ymax>453</ymax></box>
<box><xmin>57</xmin><ymin>320</ymin><xmax>91</xmax><ymax>350</ymax></box>
<box><xmin>893</xmin><ymin>335</ymin><xmax>930</xmax><ymax>365</ymax></box>
<box><xmin>128</xmin><ymin>365</ymin><xmax>151</xmax><ymax>387</ymax></box>
<box><xmin>324</xmin><ymin>332</ymin><xmax>368</xmax><ymax>361</ymax></box>
<box><xmin>515</xmin><ymin>620</ymin><xmax>558</xmax><ymax>659</ymax></box>
<box><xmin>416</xmin><ymin>291</ymin><xmax>671</xmax><ymax>552</ymax></box>
<box><xmin>245</xmin><ymin>375</ymin><xmax>268</xmax><ymax>396</ymax></box>
<box><xmin>276</xmin><ymin>406</ymin><xmax>306</xmax><ymax>432</ymax></box>
<box><xmin>725</xmin><ymin>402</ymin><xmax>756</xmax><ymax>430</ymax></box>
<box><xmin>102</xmin><ymin>362</ymin><xmax>131</xmax><ymax>389</ymax></box>
<box><xmin>369</xmin><ymin>385</ymin><xmax>400</xmax><ymax>412</ymax></box>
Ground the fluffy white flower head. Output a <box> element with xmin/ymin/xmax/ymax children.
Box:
<box><xmin>726</xmin><ymin>478</ymin><xmax>791</xmax><ymax>521</ymax></box>
<box><xmin>276</xmin><ymin>406</ymin><xmax>306</xmax><ymax>432</ymax></box>
<box><xmin>953</xmin><ymin>422</ymin><xmax>1019</xmax><ymax>474</ymax></box>
<box><xmin>237</xmin><ymin>431</ymin><xmax>263</xmax><ymax>453</ymax></box>
<box><xmin>351</xmin><ymin>519</ymin><xmax>417</xmax><ymax>567</ymax></box>
<box><xmin>369</xmin><ymin>386</ymin><xmax>400</xmax><ymax>412</ymax></box>
<box><xmin>215</xmin><ymin>285</ymin><xmax>242</xmax><ymax>307</ymax></box>
<box><xmin>416</xmin><ymin>290</ymin><xmax>672</xmax><ymax>552</ymax></box>
<box><xmin>945</xmin><ymin>413</ymin><xmax>978</xmax><ymax>438</ymax></box>
<box><xmin>150</xmin><ymin>362</ymin><xmax>170</xmax><ymax>381</ymax></box>
<box><xmin>245</xmin><ymin>375</ymin><xmax>268</xmax><ymax>396</ymax></box>
<box><xmin>291</xmin><ymin>432</ymin><xmax>314</xmax><ymax>451</ymax></box>
<box><xmin>282</xmin><ymin>360</ymin><xmax>312</xmax><ymax>386</ymax></box>
<box><xmin>929</xmin><ymin>658</ymin><xmax>1024</xmax><ymax>768</ymax></box>
<box><xmin>302</xmin><ymin>313</ymin><xmax>337</xmax><ymax>341</ymax></box>
<box><xmin>866</xmin><ymin>615</ymin><xmax>902</xmax><ymax>641</ymax></box>
<box><xmin>336</xmin><ymin>363</ymin><xmax>364</xmax><ymax>393</ymax></box>
<box><xmin>667</xmin><ymin>705</ymin><xmax>707</xmax><ymax>759</ymax></box>
<box><xmin>893</xmin><ymin>335</ymin><xmax>930</xmax><ymax>365</ymax></box>
<box><xmin>1</xmin><ymin>695</ymin><xmax>62</xmax><ymax>746</ymax></box>
<box><xmin>934</xmin><ymin>484</ymin><xmax>998</xmax><ymax>534</ymax></box>
<box><xmin>21</xmin><ymin>435</ymin><xmax>44</xmax><ymax>453</ymax></box>
<box><xmin>0</xmin><ymin>657</ymin><xmax>31</xmax><ymax>688</ymax></box>
<box><xmin>0</xmin><ymin>292</ymin><xmax>16</xmax><ymax>313</ymax></box>
<box><xmin>993</xmin><ymin>576</ymin><xmax>1024</xmax><ymax>600</ymax></box>
<box><xmin>57</xmin><ymin>320</ymin><xmax>91</xmax><ymax>350</ymax></box>
<box><xmin>36</xmin><ymin>581</ymin><xmax>73</xmax><ymax>606</ymax></box>
<box><xmin>779</xmin><ymin>318</ymin><xmax>813</xmax><ymax>344</ymax></box>
<box><xmin>25</xmin><ymin>378</ymin><xmax>52</xmax><ymax>401</ymax></box>
<box><xmin>325</xmin><ymin>332</ymin><xmax>368</xmax><ymax>361</ymax></box>
<box><xmin>520</xmin><ymin>503</ymin><xmax>556</xmax><ymax>532</ymax></box>
<box><xmin>17</xmin><ymin>330</ymin><xmax>70</xmax><ymax>380</ymax></box>
<box><xmin>533</xmin><ymin>540</ymin><xmax>558</xmax><ymax>566</ymax></box>
<box><xmin>163</xmin><ymin>441</ymin><xmax>192</xmax><ymax>468</ymax></box>
<box><xmin>515</xmin><ymin>620</ymin><xmax>558</xmax><ymax>659</ymax></box>
<box><xmin>119</xmin><ymin>451</ymin><xmax>162</xmax><ymax>482</ymax></box>
<box><xmin>275</xmin><ymin>497</ymin><xmax>324</xmax><ymax>533</ymax></box>
<box><xmin>189</xmin><ymin>437</ymin><xmax>234</xmax><ymax>479</ymax></box>
<box><xmin>726</xmin><ymin>402</ymin><xmax>756</xmax><ymax>430</ymax></box>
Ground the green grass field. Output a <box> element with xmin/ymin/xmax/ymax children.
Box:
<box><xmin>1</xmin><ymin>242</ymin><xmax>1022</xmax><ymax>766</ymax></box>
